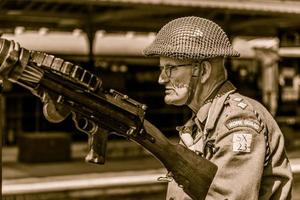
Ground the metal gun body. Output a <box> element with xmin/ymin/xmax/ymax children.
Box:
<box><xmin>0</xmin><ymin>39</ymin><xmax>149</xmax><ymax>163</ymax></box>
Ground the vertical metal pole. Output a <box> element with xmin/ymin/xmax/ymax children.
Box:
<box><xmin>254</xmin><ymin>47</ymin><xmax>279</xmax><ymax>116</ymax></box>
<box><xmin>0</xmin><ymin>80</ymin><xmax>4</xmax><ymax>197</ymax></box>
<box><xmin>87</xmin><ymin>29</ymin><xmax>95</xmax><ymax>71</ymax></box>
<box><xmin>86</xmin><ymin>5</ymin><xmax>96</xmax><ymax>71</ymax></box>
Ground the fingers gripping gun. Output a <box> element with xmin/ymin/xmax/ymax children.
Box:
<box><xmin>0</xmin><ymin>38</ymin><xmax>217</xmax><ymax>200</ymax></box>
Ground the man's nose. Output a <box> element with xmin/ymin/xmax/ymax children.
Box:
<box><xmin>158</xmin><ymin>71</ymin><xmax>169</xmax><ymax>85</ymax></box>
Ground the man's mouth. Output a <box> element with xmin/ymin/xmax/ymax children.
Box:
<box><xmin>165</xmin><ymin>90</ymin><xmax>172</xmax><ymax>95</ymax></box>
<box><xmin>165</xmin><ymin>87</ymin><xmax>174</xmax><ymax>94</ymax></box>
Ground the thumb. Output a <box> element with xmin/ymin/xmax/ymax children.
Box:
<box><xmin>0</xmin><ymin>42</ymin><xmax>20</xmax><ymax>80</ymax></box>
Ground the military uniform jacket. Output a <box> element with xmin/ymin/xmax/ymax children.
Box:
<box><xmin>166</xmin><ymin>81</ymin><xmax>293</xmax><ymax>200</ymax></box>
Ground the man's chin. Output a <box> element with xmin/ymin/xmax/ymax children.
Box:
<box><xmin>164</xmin><ymin>96</ymin><xmax>186</xmax><ymax>106</ymax></box>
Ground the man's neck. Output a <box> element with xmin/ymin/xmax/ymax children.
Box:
<box><xmin>188</xmin><ymin>79</ymin><xmax>227</xmax><ymax>113</ymax></box>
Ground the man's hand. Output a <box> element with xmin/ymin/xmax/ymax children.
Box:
<box><xmin>0</xmin><ymin>39</ymin><xmax>71</xmax><ymax>122</ymax></box>
<box><xmin>0</xmin><ymin>40</ymin><xmax>20</xmax><ymax>80</ymax></box>
<box><xmin>41</xmin><ymin>91</ymin><xmax>71</xmax><ymax>123</ymax></box>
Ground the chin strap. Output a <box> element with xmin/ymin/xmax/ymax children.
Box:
<box><xmin>186</xmin><ymin>77</ymin><xmax>198</xmax><ymax>105</ymax></box>
<box><xmin>185</xmin><ymin>63</ymin><xmax>202</xmax><ymax>105</ymax></box>
<box><xmin>185</xmin><ymin>74</ymin><xmax>229</xmax><ymax>106</ymax></box>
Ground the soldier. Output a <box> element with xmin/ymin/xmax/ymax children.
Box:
<box><xmin>143</xmin><ymin>16</ymin><xmax>293</xmax><ymax>200</ymax></box>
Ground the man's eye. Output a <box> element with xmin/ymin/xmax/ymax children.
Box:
<box><xmin>165</xmin><ymin>65</ymin><xmax>174</xmax><ymax>69</ymax></box>
<box><xmin>168</xmin><ymin>66</ymin><xmax>177</xmax><ymax>71</ymax></box>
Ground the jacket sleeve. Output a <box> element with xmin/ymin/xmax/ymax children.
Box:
<box><xmin>257</xmin><ymin>113</ymin><xmax>293</xmax><ymax>199</ymax></box>
<box><xmin>205</xmin><ymin>114</ymin><xmax>266</xmax><ymax>200</ymax></box>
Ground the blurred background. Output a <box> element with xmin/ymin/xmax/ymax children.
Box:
<box><xmin>0</xmin><ymin>0</ymin><xmax>300</xmax><ymax>199</ymax></box>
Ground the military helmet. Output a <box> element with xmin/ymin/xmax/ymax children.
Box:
<box><xmin>143</xmin><ymin>16</ymin><xmax>240</xmax><ymax>60</ymax></box>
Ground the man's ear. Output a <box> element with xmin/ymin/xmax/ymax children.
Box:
<box><xmin>199</xmin><ymin>61</ymin><xmax>211</xmax><ymax>83</ymax></box>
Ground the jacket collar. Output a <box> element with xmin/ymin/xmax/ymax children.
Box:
<box><xmin>195</xmin><ymin>80</ymin><xmax>236</xmax><ymax>130</ymax></box>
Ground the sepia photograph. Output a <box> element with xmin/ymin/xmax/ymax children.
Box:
<box><xmin>0</xmin><ymin>0</ymin><xmax>300</xmax><ymax>199</ymax></box>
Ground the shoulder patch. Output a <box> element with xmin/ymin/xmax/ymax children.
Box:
<box><xmin>233</xmin><ymin>132</ymin><xmax>252</xmax><ymax>153</ymax></box>
<box><xmin>237</xmin><ymin>102</ymin><xmax>248</xmax><ymax>109</ymax></box>
<box><xmin>233</xmin><ymin>97</ymin><xmax>243</xmax><ymax>102</ymax></box>
<box><xmin>225</xmin><ymin>118</ymin><xmax>262</xmax><ymax>133</ymax></box>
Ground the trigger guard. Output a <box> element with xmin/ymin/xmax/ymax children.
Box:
<box><xmin>43</xmin><ymin>100</ymin><xmax>70</xmax><ymax>123</ymax></box>
<box><xmin>71</xmin><ymin>112</ymin><xmax>98</xmax><ymax>134</ymax></box>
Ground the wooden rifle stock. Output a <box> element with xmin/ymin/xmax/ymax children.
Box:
<box><xmin>139</xmin><ymin>120</ymin><xmax>217</xmax><ymax>200</ymax></box>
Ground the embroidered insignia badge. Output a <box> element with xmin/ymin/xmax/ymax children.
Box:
<box><xmin>233</xmin><ymin>133</ymin><xmax>252</xmax><ymax>152</ymax></box>
<box><xmin>225</xmin><ymin>118</ymin><xmax>262</xmax><ymax>133</ymax></box>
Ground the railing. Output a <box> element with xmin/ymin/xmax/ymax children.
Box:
<box><xmin>2</xmin><ymin>169</ymin><xmax>167</xmax><ymax>199</ymax></box>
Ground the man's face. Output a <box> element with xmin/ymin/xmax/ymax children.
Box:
<box><xmin>158</xmin><ymin>57</ymin><xmax>194</xmax><ymax>106</ymax></box>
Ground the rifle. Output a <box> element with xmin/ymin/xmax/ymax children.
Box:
<box><xmin>0</xmin><ymin>38</ymin><xmax>217</xmax><ymax>200</ymax></box>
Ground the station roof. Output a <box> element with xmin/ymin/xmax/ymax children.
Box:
<box><xmin>0</xmin><ymin>0</ymin><xmax>300</xmax><ymax>36</ymax></box>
